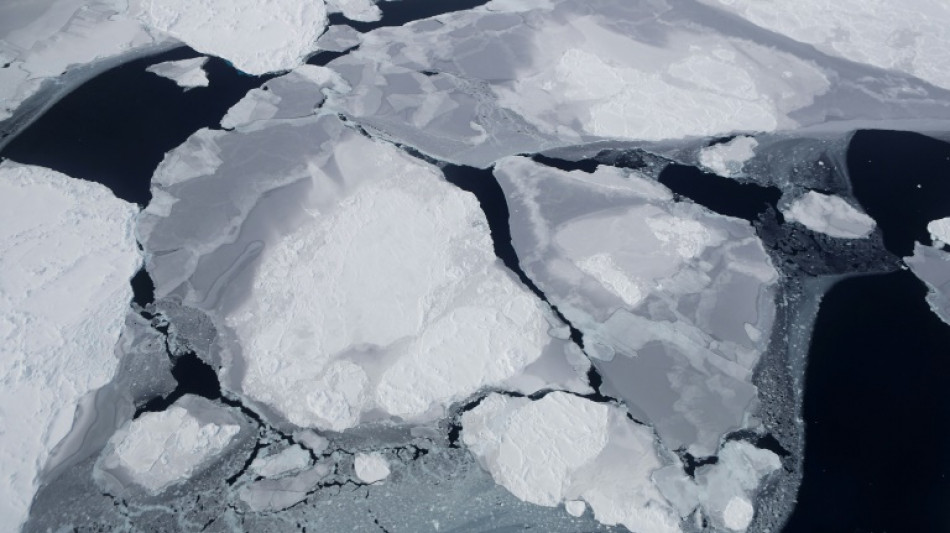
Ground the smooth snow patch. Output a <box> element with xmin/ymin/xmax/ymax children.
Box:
<box><xmin>699</xmin><ymin>137</ymin><xmax>758</xmax><ymax>178</ymax></box>
<box><xmin>251</xmin><ymin>445</ymin><xmax>312</xmax><ymax>478</ymax></box>
<box><xmin>0</xmin><ymin>161</ymin><xmax>141</xmax><ymax>531</ymax></box>
<box><xmin>101</xmin><ymin>398</ymin><xmax>240</xmax><ymax>494</ymax></box>
<box><xmin>783</xmin><ymin>191</ymin><xmax>876</xmax><ymax>239</ymax></box>
<box><xmin>723</xmin><ymin>497</ymin><xmax>755</xmax><ymax>531</ymax></box>
<box><xmin>146</xmin><ymin>56</ymin><xmax>209</xmax><ymax>89</ymax></box>
<box><xmin>565</xmin><ymin>500</ymin><xmax>586</xmax><ymax>517</ymax></box>
<box><xmin>354</xmin><ymin>452</ymin><xmax>390</xmax><ymax>484</ymax></box>
<box><xmin>133</xmin><ymin>0</ymin><xmax>328</xmax><ymax>75</ymax></box>
<box><xmin>927</xmin><ymin>217</ymin><xmax>950</xmax><ymax>245</ymax></box>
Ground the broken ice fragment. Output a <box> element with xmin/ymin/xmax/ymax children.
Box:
<box><xmin>145</xmin><ymin>56</ymin><xmax>209</xmax><ymax>89</ymax></box>
<box><xmin>239</xmin><ymin>462</ymin><xmax>332</xmax><ymax>512</ymax></box>
<box><xmin>354</xmin><ymin>452</ymin><xmax>391</xmax><ymax>484</ymax></box>
<box><xmin>326</xmin><ymin>0</ymin><xmax>382</xmax><ymax>22</ymax></box>
<box><xmin>782</xmin><ymin>191</ymin><xmax>876</xmax><ymax>239</ymax></box>
<box><xmin>699</xmin><ymin>136</ymin><xmax>758</xmax><ymax>178</ymax></box>
<box><xmin>0</xmin><ymin>161</ymin><xmax>141</xmax><ymax>531</ymax></box>
<box><xmin>250</xmin><ymin>444</ymin><xmax>312</xmax><ymax>479</ymax></box>
<box><xmin>927</xmin><ymin>217</ymin><xmax>950</xmax><ymax>246</ymax></box>
<box><xmin>905</xmin><ymin>242</ymin><xmax>950</xmax><ymax>326</ymax></box>
<box><xmin>564</xmin><ymin>500</ymin><xmax>586</xmax><ymax>517</ymax></box>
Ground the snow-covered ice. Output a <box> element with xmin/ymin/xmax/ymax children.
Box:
<box><xmin>905</xmin><ymin>242</ymin><xmax>950</xmax><ymax>326</ymax></box>
<box><xmin>927</xmin><ymin>217</ymin><xmax>950</xmax><ymax>246</ymax></box>
<box><xmin>354</xmin><ymin>452</ymin><xmax>391</xmax><ymax>484</ymax></box>
<box><xmin>564</xmin><ymin>500</ymin><xmax>586</xmax><ymax>517</ymax></box>
<box><xmin>132</xmin><ymin>0</ymin><xmax>328</xmax><ymax>75</ymax></box>
<box><xmin>462</xmin><ymin>392</ymin><xmax>682</xmax><ymax>533</ymax></box>
<box><xmin>495</xmin><ymin>156</ymin><xmax>778</xmax><ymax>456</ymax></box>
<box><xmin>0</xmin><ymin>161</ymin><xmax>141</xmax><ymax>531</ymax></box>
<box><xmin>782</xmin><ymin>191</ymin><xmax>877</xmax><ymax>239</ymax></box>
<box><xmin>326</xmin><ymin>0</ymin><xmax>382</xmax><ymax>23</ymax></box>
<box><xmin>97</xmin><ymin>396</ymin><xmax>241</xmax><ymax>494</ymax></box>
<box><xmin>250</xmin><ymin>445</ymin><xmax>312</xmax><ymax>479</ymax></box>
<box><xmin>699</xmin><ymin>136</ymin><xmax>759</xmax><ymax>178</ymax></box>
<box><xmin>146</xmin><ymin>56</ymin><xmax>210</xmax><ymax>89</ymax></box>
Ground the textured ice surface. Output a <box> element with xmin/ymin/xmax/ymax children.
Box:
<box><xmin>250</xmin><ymin>444</ymin><xmax>312</xmax><ymax>478</ymax></box>
<box><xmin>354</xmin><ymin>452</ymin><xmax>391</xmax><ymax>484</ymax></box>
<box><xmin>0</xmin><ymin>0</ymin><xmax>160</xmax><ymax>121</ymax></box>
<box><xmin>782</xmin><ymin>191</ymin><xmax>877</xmax><ymax>239</ymax></box>
<box><xmin>326</xmin><ymin>0</ymin><xmax>382</xmax><ymax>22</ymax></box>
<box><xmin>132</xmin><ymin>0</ymin><xmax>328</xmax><ymax>75</ymax></box>
<box><xmin>495</xmin><ymin>157</ymin><xmax>778</xmax><ymax>456</ymax></box>
<box><xmin>927</xmin><ymin>217</ymin><xmax>950</xmax><ymax>245</ymax></box>
<box><xmin>905</xmin><ymin>243</ymin><xmax>950</xmax><ymax>326</ymax></box>
<box><xmin>97</xmin><ymin>396</ymin><xmax>240</xmax><ymax>494</ymax></box>
<box><xmin>462</xmin><ymin>392</ymin><xmax>682</xmax><ymax>533</ymax></box>
<box><xmin>0</xmin><ymin>161</ymin><xmax>141</xmax><ymax>531</ymax></box>
<box><xmin>146</xmin><ymin>56</ymin><xmax>209</xmax><ymax>89</ymax></box>
<box><xmin>700</xmin><ymin>0</ymin><xmax>950</xmax><ymax>91</ymax></box>
<box><xmin>699</xmin><ymin>137</ymin><xmax>759</xmax><ymax>178</ymax></box>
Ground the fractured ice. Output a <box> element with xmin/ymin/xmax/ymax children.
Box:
<box><xmin>146</xmin><ymin>56</ymin><xmax>210</xmax><ymax>89</ymax></box>
<box><xmin>781</xmin><ymin>191</ymin><xmax>877</xmax><ymax>239</ymax></box>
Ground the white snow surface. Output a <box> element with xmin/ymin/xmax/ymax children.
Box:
<box><xmin>927</xmin><ymin>217</ymin><xmax>950</xmax><ymax>245</ymax></box>
<box><xmin>700</xmin><ymin>0</ymin><xmax>950</xmax><ymax>91</ymax></box>
<box><xmin>354</xmin><ymin>452</ymin><xmax>391</xmax><ymax>484</ymax></box>
<box><xmin>782</xmin><ymin>191</ymin><xmax>877</xmax><ymax>239</ymax></box>
<box><xmin>103</xmin><ymin>400</ymin><xmax>240</xmax><ymax>494</ymax></box>
<box><xmin>462</xmin><ymin>392</ymin><xmax>682</xmax><ymax>533</ymax></box>
<box><xmin>132</xmin><ymin>0</ymin><xmax>329</xmax><ymax>75</ymax></box>
<box><xmin>699</xmin><ymin>137</ymin><xmax>759</xmax><ymax>178</ymax></box>
<box><xmin>0</xmin><ymin>161</ymin><xmax>141</xmax><ymax>531</ymax></box>
<box><xmin>146</xmin><ymin>56</ymin><xmax>209</xmax><ymax>89</ymax></box>
<box><xmin>251</xmin><ymin>445</ymin><xmax>312</xmax><ymax>478</ymax></box>
<box><xmin>326</xmin><ymin>0</ymin><xmax>381</xmax><ymax>22</ymax></box>
<box><xmin>565</xmin><ymin>500</ymin><xmax>586</xmax><ymax>517</ymax></box>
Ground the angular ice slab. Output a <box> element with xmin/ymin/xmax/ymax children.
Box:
<box><xmin>462</xmin><ymin>392</ymin><xmax>683</xmax><ymax>533</ymax></box>
<box><xmin>132</xmin><ymin>0</ymin><xmax>328</xmax><ymax>75</ymax></box>
<box><xmin>250</xmin><ymin>444</ymin><xmax>312</xmax><ymax>479</ymax></box>
<box><xmin>905</xmin><ymin>243</ymin><xmax>950</xmax><ymax>326</ymax></box>
<box><xmin>354</xmin><ymin>452</ymin><xmax>391</xmax><ymax>484</ymax></box>
<box><xmin>146</xmin><ymin>56</ymin><xmax>210</xmax><ymax>89</ymax></box>
<box><xmin>782</xmin><ymin>191</ymin><xmax>877</xmax><ymax>239</ymax></box>
<box><xmin>138</xmin><ymin>70</ymin><xmax>585</xmax><ymax>434</ymax></box>
<box><xmin>927</xmin><ymin>217</ymin><xmax>950</xmax><ymax>246</ymax></box>
<box><xmin>0</xmin><ymin>161</ymin><xmax>141</xmax><ymax>531</ymax></box>
<box><xmin>699</xmin><ymin>0</ymin><xmax>950</xmax><ymax>91</ymax></box>
<box><xmin>495</xmin><ymin>157</ymin><xmax>778</xmax><ymax>456</ymax></box>
<box><xmin>699</xmin><ymin>137</ymin><xmax>758</xmax><ymax>178</ymax></box>
<box><xmin>96</xmin><ymin>396</ymin><xmax>241</xmax><ymax>494</ymax></box>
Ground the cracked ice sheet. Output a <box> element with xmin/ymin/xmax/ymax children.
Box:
<box><xmin>146</xmin><ymin>56</ymin><xmax>209</xmax><ymax>89</ymax></box>
<box><xmin>905</xmin><ymin>242</ymin><xmax>950</xmax><ymax>326</ymax></box>
<box><xmin>782</xmin><ymin>191</ymin><xmax>877</xmax><ymax>239</ymax></box>
<box><xmin>698</xmin><ymin>0</ymin><xmax>950</xmax><ymax>92</ymax></box>
<box><xmin>137</xmin><ymin>68</ymin><xmax>588</xmax><ymax>434</ymax></box>
<box><xmin>494</xmin><ymin>157</ymin><xmax>779</xmax><ymax>456</ymax></box>
<box><xmin>320</xmin><ymin>0</ymin><xmax>830</xmax><ymax>166</ymax></box>
<box><xmin>0</xmin><ymin>161</ymin><xmax>141</xmax><ymax>531</ymax></box>
<box><xmin>0</xmin><ymin>0</ymin><xmax>161</xmax><ymax>121</ymax></box>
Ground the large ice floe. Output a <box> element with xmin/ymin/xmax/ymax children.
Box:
<box><xmin>495</xmin><ymin>157</ymin><xmax>778</xmax><ymax>457</ymax></box>
<box><xmin>0</xmin><ymin>161</ymin><xmax>141</xmax><ymax>531</ymax></box>
<box><xmin>137</xmin><ymin>67</ymin><xmax>588</xmax><ymax>434</ymax></box>
<box><xmin>781</xmin><ymin>191</ymin><xmax>877</xmax><ymax>239</ymax></box>
<box><xmin>905</xmin><ymin>242</ymin><xmax>950</xmax><ymax>326</ymax></box>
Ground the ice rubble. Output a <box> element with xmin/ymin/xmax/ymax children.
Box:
<box><xmin>699</xmin><ymin>0</ymin><xmax>950</xmax><ymax>91</ymax></box>
<box><xmin>905</xmin><ymin>243</ymin><xmax>950</xmax><ymax>326</ymax></box>
<box><xmin>495</xmin><ymin>156</ymin><xmax>778</xmax><ymax>456</ymax></box>
<box><xmin>354</xmin><ymin>452</ymin><xmax>391</xmax><ymax>484</ymax></box>
<box><xmin>699</xmin><ymin>137</ymin><xmax>759</xmax><ymax>178</ymax></box>
<box><xmin>782</xmin><ymin>191</ymin><xmax>877</xmax><ymax>239</ymax></box>
<box><xmin>137</xmin><ymin>68</ymin><xmax>587</xmax><ymax>435</ymax></box>
<box><xmin>146</xmin><ymin>56</ymin><xmax>209</xmax><ymax>89</ymax></box>
<box><xmin>97</xmin><ymin>396</ymin><xmax>240</xmax><ymax>494</ymax></box>
<box><xmin>0</xmin><ymin>161</ymin><xmax>141</xmax><ymax>530</ymax></box>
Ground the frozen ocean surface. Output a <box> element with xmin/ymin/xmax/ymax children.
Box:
<box><xmin>1</xmin><ymin>0</ymin><xmax>950</xmax><ymax>532</ymax></box>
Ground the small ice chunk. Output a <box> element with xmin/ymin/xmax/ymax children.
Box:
<box><xmin>326</xmin><ymin>0</ymin><xmax>382</xmax><ymax>22</ymax></box>
<box><xmin>134</xmin><ymin>0</ymin><xmax>328</xmax><ymax>75</ymax></box>
<box><xmin>294</xmin><ymin>430</ymin><xmax>330</xmax><ymax>455</ymax></box>
<box><xmin>782</xmin><ymin>191</ymin><xmax>876</xmax><ymax>238</ymax></box>
<box><xmin>250</xmin><ymin>445</ymin><xmax>312</xmax><ymax>478</ymax></box>
<box><xmin>145</xmin><ymin>56</ymin><xmax>209</xmax><ymax>89</ymax></box>
<box><xmin>699</xmin><ymin>137</ymin><xmax>758</xmax><ymax>178</ymax></box>
<box><xmin>927</xmin><ymin>217</ymin><xmax>950</xmax><ymax>245</ymax></box>
<box><xmin>565</xmin><ymin>500</ymin><xmax>586</xmax><ymax>517</ymax></box>
<box><xmin>100</xmin><ymin>397</ymin><xmax>241</xmax><ymax>494</ymax></box>
<box><xmin>239</xmin><ymin>462</ymin><xmax>332</xmax><ymax>512</ymax></box>
<box><xmin>723</xmin><ymin>497</ymin><xmax>755</xmax><ymax>531</ymax></box>
<box><xmin>354</xmin><ymin>452</ymin><xmax>391</xmax><ymax>484</ymax></box>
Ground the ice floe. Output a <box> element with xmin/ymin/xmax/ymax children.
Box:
<box><xmin>0</xmin><ymin>161</ymin><xmax>141</xmax><ymax>530</ymax></box>
<box><xmin>251</xmin><ymin>444</ymin><xmax>312</xmax><ymax>479</ymax></box>
<box><xmin>146</xmin><ymin>56</ymin><xmax>209</xmax><ymax>89</ymax></box>
<box><xmin>905</xmin><ymin>242</ymin><xmax>950</xmax><ymax>326</ymax></box>
<box><xmin>326</xmin><ymin>0</ymin><xmax>382</xmax><ymax>23</ymax></box>
<box><xmin>927</xmin><ymin>217</ymin><xmax>950</xmax><ymax>246</ymax></box>
<box><xmin>354</xmin><ymin>452</ymin><xmax>391</xmax><ymax>484</ymax></box>
<box><xmin>96</xmin><ymin>396</ymin><xmax>240</xmax><ymax>494</ymax></box>
<box><xmin>495</xmin><ymin>156</ymin><xmax>778</xmax><ymax>456</ymax></box>
<box><xmin>782</xmin><ymin>191</ymin><xmax>877</xmax><ymax>239</ymax></box>
<box><xmin>699</xmin><ymin>136</ymin><xmax>759</xmax><ymax>178</ymax></box>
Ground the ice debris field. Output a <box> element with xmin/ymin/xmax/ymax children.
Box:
<box><xmin>1</xmin><ymin>0</ymin><xmax>950</xmax><ymax>532</ymax></box>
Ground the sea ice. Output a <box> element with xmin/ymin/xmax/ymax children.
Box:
<box><xmin>905</xmin><ymin>242</ymin><xmax>950</xmax><ymax>326</ymax></box>
<box><xmin>0</xmin><ymin>161</ymin><xmax>141</xmax><ymax>531</ymax></box>
<box><xmin>354</xmin><ymin>452</ymin><xmax>391</xmax><ymax>484</ymax></box>
<box><xmin>495</xmin><ymin>156</ymin><xmax>778</xmax><ymax>456</ymax></box>
<box><xmin>927</xmin><ymin>217</ymin><xmax>950</xmax><ymax>245</ymax></box>
<box><xmin>782</xmin><ymin>191</ymin><xmax>877</xmax><ymax>239</ymax></box>
<box><xmin>462</xmin><ymin>392</ymin><xmax>682</xmax><ymax>533</ymax></box>
<box><xmin>699</xmin><ymin>136</ymin><xmax>759</xmax><ymax>178</ymax></box>
<box><xmin>146</xmin><ymin>56</ymin><xmax>210</xmax><ymax>89</ymax></box>
<box><xmin>326</xmin><ymin>0</ymin><xmax>382</xmax><ymax>23</ymax></box>
<box><xmin>250</xmin><ymin>444</ymin><xmax>312</xmax><ymax>478</ymax></box>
